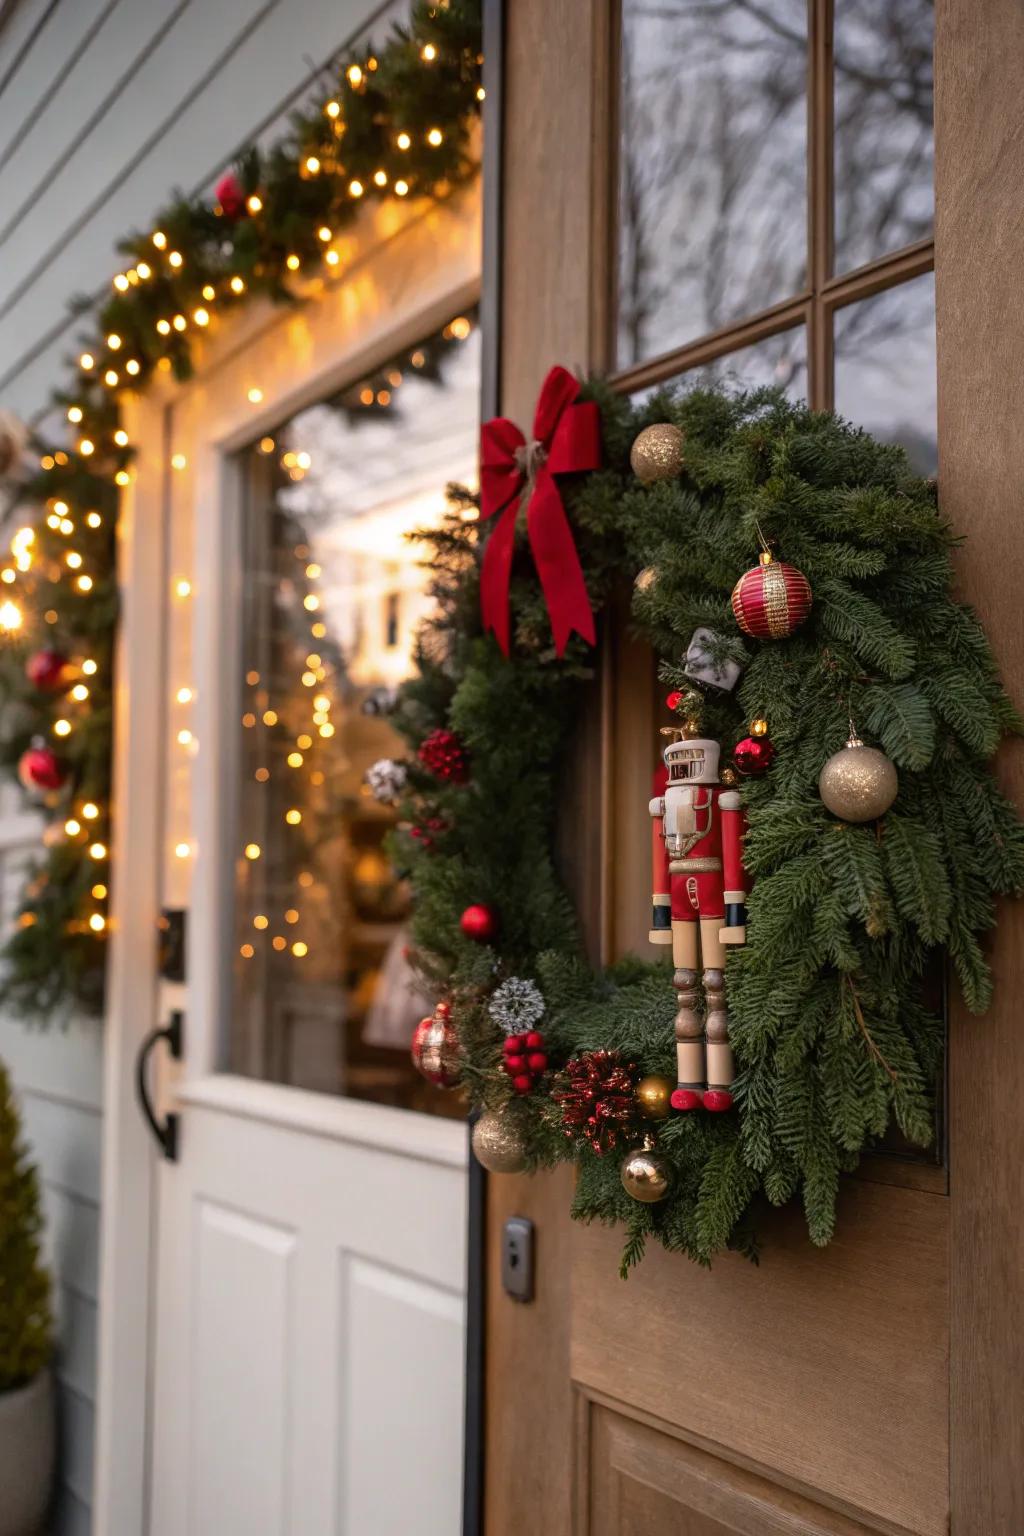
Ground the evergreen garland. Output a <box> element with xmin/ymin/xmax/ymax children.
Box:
<box><xmin>0</xmin><ymin>0</ymin><xmax>483</xmax><ymax>1017</ymax></box>
<box><xmin>392</xmin><ymin>384</ymin><xmax>1024</xmax><ymax>1270</ymax></box>
<box><xmin>0</xmin><ymin>1059</ymin><xmax>52</xmax><ymax>1390</ymax></box>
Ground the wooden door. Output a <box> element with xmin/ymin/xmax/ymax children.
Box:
<box><xmin>483</xmin><ymin>2</ymin><xmax>1022</xmax><ymax>1532</ymax></box>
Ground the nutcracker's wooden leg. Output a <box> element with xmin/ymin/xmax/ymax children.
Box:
<box><xmin>699</xmin><ymin>920</ymin><xmax>733</xmax><ymax>1110</ymax></box>
<box><xmin>671</xmin><ymin>918</ymin><xmax>704</xmax><ymax>1111</ymax></box>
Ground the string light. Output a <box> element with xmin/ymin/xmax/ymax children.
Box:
<box><xmin>114</xmin><ymin>429</ymin><xmax>129</xmax><ymax>447</ymax></box>
<box><xmin>193</xmin><ymin>308</ymin><xmax>210</xmax><ymax>327</ymax></box>
<box><xmin>373</xmin><ymin>170</ymin><xmax>387</xmax><ymax>187</ymax></box>
<box><xmin>89</xmin><ymin>842</ymin><xmax>107</xmax><ymax>859</ymax></box>
<box><xmin>285</xmin><ymin>809</ymin><xmax>302</xmax><ymax>825</ymax></box>
<box><xmin>292</xmin><ymin>941</ymin><xmax>308</xmax><ymax>957</ymax></box>
<box><xmin>176</xmin><ymin>686</ymin><xmax>193</xmax><ymax>703</ymax></box>
<box><xmin>253</xmin><ymin>915</ymin><xmax>269</xmax><ymax>930</ymax></box>
<box><xmin>89</xmin><ymin>914</ymin><xmax>106</xmax><ymax>933</ymax></box>
<box><xmin>79</xmin><ymin>353</ymin><xmax>94</xmax><ymax>370</ymax></box>
<box><xmin>104</xmin><ymin>370</ymin><xmax>119</xmax><ymax>386</ymax></box>
<box><xmin>54</xmin><ymin>718</ymin><xmax>72</xmax><ymax>737</ymax></box>
<box><xmin>82</xmin><ymin>659</ymin><xmax>98</xmax><ymax>674</ymax></box>
<box><xmin>421</xmin><ymin>42</ymin><xmax>437</xmax><ymax>60</ymax></box>
<box><xmin>287</xmin><ymin>751</ymin><xmax>303</xmax><ymax>767</ymax></box>
<box><xmin>244</xmin><ymin>843</ymin><xmax>261</xmax><ymax>860</ymax></box>
<box><xmin>325</xmin><ymin>99</ymin><xmax>341</xmax><ymax>118</ymax></box>
<box><xmin>286</xmin><ymin>254</ymin><xmax>300</xmax><ymax>271</ymax></box>
<box><xmin>202</xmin><ymin>284</ymin><xmax>215</xmax><ymax>301</ymax></box>
<box><xmin>304</xmin><ymin>594</ymin><xmax>320</xmax><ymax>611</ymax></box>
<box><xmin>172</xmin><ymin>314</ymin><xmax>187</xmax><ymax>332</ymax></box>
<box><xmin>77</xmin><ymin>575</ymin><xmax>93</xmax><ymax>592</ymax></box>
<box><xmin>156</xmin><ymin>319</ymin><xmax>171</xmax><ymax>335</ymax></box>
<box><xmin>325</xmin><ymin>250</ymin><xmax>340</xmax><ymax>267</ymax></box>
<box><xmin>348</xmin><ymin>179</ymin><xmax>363</xmax><ymax>198</ymax></box>
<box><xmin>240</xmin><ymin>944</ymin><xmax>254</xmax><ymax>958</ymax></box>
<box><xmin>92</xmin><ymin>884</ymin><xmax>107</xmax><ymax>899</ymax></box>
<box><xmin>395</xmin><ymin>180</ymin><xmax>409</xmax><ymax>197</ymax></box>
<box><xmin>175</xmin><ymin>842</ymin><xmax>190</xmax><ymax>858</ymax></box>
<box><xmin>272</xmin><ymin>936</ymin><xmax>287</xmax><ymax>952</ymax></box>
<box><xmin>317</xmin><ymin>226</ymin><xmax>332</xmax><ymax>242</ymax></box>
<box><xmin>152</xmin><ymin>231</ymin><xmax>167</xmax><ymax>249</ymax></box>
<box><xmin>115</xmin><ymin>470</ymin><xmax>130</xmax><ymax>487</ymax></box>
<box><xmin>82</xmin><ymin>803</ymin><xmax>99</xmax><ymax>819</ymax></box>
<box><xmin>71</xmin><ymin>685</ymin><xmax>89</xmax><ymax>702</ymax></box>
<box><xmin>347</xmin><ymin>63</ymin><xmax>363</xmax><ymax>85</ymax></box>
<box><xmin>78</xmin><ymin>438</ymin><xmax>95</xmax><ymax>455</ymax></box>
<box><xmin>113</xmin><ymin>274</ymin><xmax>129</xmax><ymax>292</ymax></box>
<box><xmin>297</xmin><ymin>734</ymin><xmax>312</xmax><ymax>750</ymax></box>
<box><xmin>171</xmin><ymin>453</ymin><xmax>187</xmax><ymax>470</ymax></box>
<box><xmin>427</xmin><ymin>128</ymin><xmax>443</xmax><ymax>146</ymax></box>
<box><xmin>126</xmin><ymin>359</ymin><xmax>141</xmax><ymax>375</ymax></box>
<box><xmin>67</xmin><ymin>406</ymin><xmax>83</xmax><ymax>423</ymax></box>
<box><xmin>259</xmin><ymin>437</ymin><xmax>275</xmax><ymax>453</ymax></box>
<box><xmin>262</xmin><ymin>709</ymin><xmax>278</xmax><ymax>726</ymax></box>
<box><xmin>176</xmin><ymin>579</ymin><xmax>191</xmax><ymax>597</ymax></box>
<box><xmin>247</xmin><ymin>387</ymin><xmax>263</xmax><ymax>403</ymax></box>
<box><xmin>230</xmin><ymin>276</ymin><xmax>245</xmax><ymax>294</ymax></box>
<box><xmin>65</xmin><ymin>819</ymin><xmax>81</xmax><ymax>837</ymax></box>
<box><xmin>285</xmin><ymin>909</ymin><xmax>299</xmax><ymax>924</ymax></box>
<box><xmin>305</xmin><ymin>156</ymin><xmax>320</xmax><ymax>175</ymax></box>
<box><xmin>246</xmin><ymin>194</ymin><xmax>262</xmax><ymax>213</ymax></box>
<box><xmin>396</xmin><ymin>132</ymin><xmax>411</xmax><ymax>150</ymax></box>
<box><xmin>168</xmin><ymin>250</ymin><xmax>183</xmax><ymax>268</ymax></box>
<box><xmin>107</xmin><ymin>333</ymin><xmax>122</xmax><ymax>350</ymax></box>
<box><xmin>136</xmin><ymin>261</ymin><xmax>152</xmax><ymax>280</ymax></box>
<box><xmin>177</xmin><ymin>728</ymin><xmax>192</xmax><ymax>745</ymax></box>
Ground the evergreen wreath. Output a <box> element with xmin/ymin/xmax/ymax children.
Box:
<box><xmin>393</xmin><ymin>382</ymin><xmax>1024</xmax><ymax>1272</ymax></box>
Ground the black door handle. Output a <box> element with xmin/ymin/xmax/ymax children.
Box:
<box><xmin>135</xmin><ymin>1010</ymin><xmax>183</xmax><ymax>1161</ymax></box>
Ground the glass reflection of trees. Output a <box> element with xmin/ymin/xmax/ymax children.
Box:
<box><xmin>617</xmin><ymin>0</ymin><xmax>934</xmax><ymax>371</ymax></box>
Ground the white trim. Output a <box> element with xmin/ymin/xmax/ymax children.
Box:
<box><xmin>94</xmin><ymin>180</ymin><xmax>482</xmax><ymax>1535</ymax></box>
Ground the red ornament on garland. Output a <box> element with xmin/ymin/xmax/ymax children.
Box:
<box><xmin>18</xmin><ymin>744</ymin><xmax>66</xmax><ymax>793</ymax></box>
<box><xmin>411</xmin><ymin>1000</ymin><xmax>460</xmax><ymax>1088</ymax></box>
<box><xmin>731</xmin><ymin>551</ymin><xmax>812</xmax><ymax>640</ymax></box>
<box><xmin>460</xmin><ymin>903</ymin><xmax>498</xmax><ymax>942</ymax></box>
<box><xmin>418</xmin><ymin>728</ymin><xmax>469</xmax><ymax>784</ymax></box>
<box><xmin>553</xmin><ymin>1049</ymin><xmax>640</xmax><ymax>1155</ymax></box>
<box><xmin>215</xmin><ymin>171</ymin><xmax>247</xmax><ymax>220</ymax></box>
<box><xmin>25</xmin><ymin>650</ymin><xmax>70</xmax><ymax>693</ymax></box>
<box><xmin>733</xmin><ymin>735</ymin><xmax>776</xmax><ymax>776</ymax></box>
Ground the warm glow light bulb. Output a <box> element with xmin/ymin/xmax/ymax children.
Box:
<box><xmin>83</xmin><ymin>802</ymin><xmax>99</xmax><ymax>819</ymax></box>
<box><xmin>396</xmin><ymin>132</ymin><xmax>411</xmax><ymax>150</ymax></box>
<box><xmin>78</xmin><ymin>438</ymin><xmax>95</xmax><ymax>455</ymax></box>
<box><xmin>175</xmin><ymin>842</ymin><xmax>190</xmax><ymax>858</ymax></box>
<box><xmin>54</xmin><ymin>718</ymin><xmax>72</xmax><ymax>737</ymax></box>
<box><xmin>89</xmin><ymin>913</ymin><xmax>106</xmax><ymax>932</ymax></box>
<box><xmin>71</xmin><ymin>684</ymin><xmax>89</xmax><ymax>702</ymax></box>
<box><xmin>168</xmin><ymin>250</ymin><xmax>183</xmax><ymax>268</ymax></box>
<box><xmin>176</xmin><ymin>686</ymin><xmax>193</xmax><ymax>703</ymax></box>
<box><xmin>285</xmin><ymin>254</ymin><xmax>300</xmax><ymax>271</ymax></box>
<box><xmin>0</xmin><ymin>599</ymin><xmax>20</xmax><ymax>632</ymax></box>
<box><xmin>137</xmin><ymin>261</ymin><xmax>152</xmax><ymax>279</ymax></box>
<box><xmin>244</xmin><ymin>843</ymin><xmax>261</xmax><ymax>860</ymax></box>
<box><xmin>172</xmin><ymin>314</ymin><xmax>187</xmax><ymax>332</ymax></box>
<box><xmin>193</xmin><ymin>308</ymin><xmax>209</xmax><ymax>326</ymax></box>
<box><xmin>126</xmin><ymin>358</ymin><xmax>140</xmax><ymax>375</ymax></box>
<box><xmin>285</xmin><ymin>809</ymin><xmax>302</xmax><ymax>825</ymax></box>
<box><xmin>318</xmin><ymin>226</ymin><xmax>332</xmax><ymax>243</ymax></box>
<box><xmin>107</xmin><ymin>333</ymin><xmax>122</xmax><ymax>350</ymax></box>
<box><xmin>114</xmin><ymin>429</ymin><xmax>129</xmax><ymax>446</ymax></box>
<box><xmin>325</xmin><ymin>99</ymin><xmax>341</xmax><ymax>118</ymax></box>
<box><xmin>176</xmin><ymin>579</ymin><xmax>191</xmax><ymax>597</ymax></box>
<box><xmin>202</xmin><ymin>283</ymin><xmax>215</xmax><ymax>300</ymax></box>
<box><xmin>80</xmin><ymin>352</ymin><xmax>94</xmax><ymax>370</ymax></box>
<box><xmin>152</xmin><ymin>231</ymin><xmax>167</xmax><ymax>249</ymax></box>
<box><xmin>82</xmin><ymin>659</ymin><xmax>98</xmax><ymax>674</ymax></box>
<box><xmin>247</xmin><ymin>387</ymin><xmax>263</xmax><ymax>403</ymax></box>
<box><xmin>77</xmin><ymin>575</ymin><xmax>94</xmax><ymax>592</ymax></box>
<box><xmin>156</xmin><ymin>319</ymin><xmax>171</xmax><ymax>335</ymax></box>
<box><xmin>230</xmin><ymin>276</ymin><xmax>245</xmax><ymax>294</ymax></box>
<box><xmin>67</xmin><ymin>405</ymin><xmax>83</xmax><ymax>423</ymax></box>
<box><xmin>395</xmin><ymin>179</ymin><xmax>409</xmax><ymax>197</ymax></box>
<box><xmin>421</xmin><ymin>42</ymin><xmax>437</xmax><ymax>60</ymax></box>
<box><xmin>65</xmin><ymin>819</ymin><xmax>81</xmax><ymax>836</ymax></box>
<box><xmin>177</xmin><ymin>729</ymin><xmax>192</xmax><ymax>745</ymax></box>
<box><xmin>292</xmin><ymin>941</ymin><xmax>308</xmax><ymax>957</ymax></box>
<box><xmin>90</xmin><ymin>842</ymin><xmax>108</xmax><ymax>859</ymax></box>
<box><xmin>305</xmin><ymin>156</ymin><xmax>320</xmax><ymax>175</ymax></box>
<box><xmin>427</xmin><ymin>128</ymin><xmax>443</xmax><ymax>146</ymax></box>
<box><xmin>246</xmin><ymin>194</ymin><xmax>262</xmax><ymax>213</ymax></box>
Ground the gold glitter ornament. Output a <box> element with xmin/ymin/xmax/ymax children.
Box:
<box><xmin>630</xmin><ymin>423</ymin><xmax>685</xmax><ymax>484</ymax></box>
<box><xmin>751</xmin><ymin>717</ymin><xmax>769</xmax><ymax>737</ymax></box>
<box><xmin>471</xmin><ymin>1109</ymin><xmax>529</xmax><ymax>1174</ymax></box>
<box><xmin>620</xmin><ymin>1139</ymin><xmax>673</xmax><ymax>1203</ymax></box>
<box><xmin>818</xmin><ymin>731</ymin><xmax>898</xmax><ymax>822</ymax></box>
<box><xmin>635</xmin><ymin>1074</ymin><xmax>674</xmax><ymax>1120</ymax></box>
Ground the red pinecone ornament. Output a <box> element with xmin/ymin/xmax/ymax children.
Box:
<box><xmin>26</xmin><ymin>649</ymin><xmax>70</xmax><ymax>692</ymax></box>
<box><xmin>215</xmin><ymin>171</ymin><xmax>247</xmax><ymax>220</ymax></box>
<box><xmin>553</xmin><ymin>1049</ymin><xmax>640</xmax><ymax>1155</ymax></box>
<box><xmin>733</xmin><ymin>735</ymin><xmax>776</xmax><ymax>776</ymax></box>
<box><xmin>418</xmin><ymin>728</ymin><xmax>469</xmax><ymax>784</ymax></box>
<box><xmin>18</xmin><ymin>744</ymin><xmax>66</xmax><ymax>793</ymax></box>
<box><xmin>731</xmin><ymin>552</ymin><xmax>812</xmax><ymax>640</ymax></box>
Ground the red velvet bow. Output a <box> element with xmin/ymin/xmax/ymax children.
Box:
<box><xmin>479</xmin><ymin>366</ymin><xmax>601</xmax><ymax>656</ymax></box>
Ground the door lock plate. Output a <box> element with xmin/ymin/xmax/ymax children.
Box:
<box><xmin>501</xmin><ymin>1216</ymin><xmax>534</xmax><ymax>1303</ymax></box>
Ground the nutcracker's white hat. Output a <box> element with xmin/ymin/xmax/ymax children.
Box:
<box><xmin>663</xmin><ymin>735</ymin><xmax>721</xmax><ymax>785</ymax></box>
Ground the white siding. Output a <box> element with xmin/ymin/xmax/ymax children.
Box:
<box><xmin>0</xmin><ymin>0</ymin><xmax>392</xmax><ymax>1526</ymax></box>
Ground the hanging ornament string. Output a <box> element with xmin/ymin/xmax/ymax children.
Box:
<box><xmin>479</xmin><ymin>365</ymin><xmax>601</xmax><ymax>656</ymax></box>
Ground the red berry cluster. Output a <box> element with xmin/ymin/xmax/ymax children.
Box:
<box><xmin>418</xmin><ymin>728</ymin><xmax>470</xmax><ymax>784</ymax></box>
<box><xmin>501</xmin><ymin>1030</ymin><xmax>548</xmax><ymax>1095</ymax></box>
<box><xmin>410</xmin><ymin>816</ymin><xmax>449</xmax><ymax>851</ymax></box>
<box><xmin>553</xmin><ymin>1049</ymin><xmax>639</xmax><ymax>1155</ymax></box>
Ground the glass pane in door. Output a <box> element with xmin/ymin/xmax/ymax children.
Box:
<box><xmin>833</xmin><ymin>272</ymin><xmax>936</xmax><ymax>474</ymax></box>
<box><xmin>616</xmin><ymin>0</ymin><xmax>807</xmax><ymax>368</ymax></box>
<box><xmin>229</xmin><ymin>310</ymin><xmax>480</xmax><ymax>1112</ymax></box>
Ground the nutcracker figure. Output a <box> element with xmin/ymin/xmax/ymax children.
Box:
<box><xmin>649</xmin><ymin>727</ymin><xmax>748</xmax><ymax>1111</ymax></box>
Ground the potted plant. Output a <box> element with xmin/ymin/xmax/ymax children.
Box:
<box><xmin>0</xmin><ymin>1058</ymin><xmax>54</xmax><ymax>1536</ymax></box>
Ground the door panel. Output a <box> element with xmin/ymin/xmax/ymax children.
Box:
<box><xmin>584</xmin><ymin>1404</ymin><xmax>882</xmax><ymax>1536</ymax></box>
<box><xmin>572</xmin><ymin>1183</ymin><xmax>948</xmax><ymax>1536</ymax></box>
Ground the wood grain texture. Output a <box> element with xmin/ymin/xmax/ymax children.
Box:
<box><xmin>934</xmin><ymin>4</ymin><xmax>1024</xmax><ymax>1530</ymax></box>
<box><xmin>584</xmin><ymin>1401</ymin><xmax>889</xmax><ymax>1536</ymax></box>
<box><xmin>572</xmin><ymin>1182</ymin><xmax>949</xmax><ymax>1536</ymax></box>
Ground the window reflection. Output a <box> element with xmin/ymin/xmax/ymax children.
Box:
<box><xmin>684</xmin><ymin>328</ymin><xmax>807</xmax><ymax>400</ymax></box>
<box><xmin>229</xmin><ymin>314</ymin><xmax>480</xmax><ymax>1111</ymax></box>
<box><xmin>833</xmin><ymin>273</ymin><xmax>936</xmax><ymax>474</ymax></box>
<box><xmin>617</xmin><ymin>0</ymin><xmax>807</xmax><ymax>369</ymax></box>
<box><xmin>834</xmin><ymin>0</ymin><xmax>934</xmax><ymax>274</ymax></box>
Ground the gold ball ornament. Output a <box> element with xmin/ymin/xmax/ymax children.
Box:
<box><xmin>620</xmin><ymin>1142</ymin><xmax>673</xmax><ymax>1203</ymax></box>
<box><xmin>635</xmin><ymin>1074</ymin><xmax>674</xmax><ymax>1121</ymax></box>
<box><xmin>750</xmin><ymin>717</ymin><xmax>769</xmax><ymax>737</ymax></box>
<box><xmin>719</xmin><ymin>765</ymin><xmax>739</xmax><ymax>788</ymax></box>
<box><xmin>818</xmin><ymin>732</ymin><xmax>898</xmax><ymax>823</ymax></box>
<box><xmin>471</xmin><ymin>1110</ymin><xmax>529</xmax><ymax>1174</ymax></box>
<box><xmin>630</xmin><ymin>423</ymin><xmax>685</xmax><ymax>484</ymax></box>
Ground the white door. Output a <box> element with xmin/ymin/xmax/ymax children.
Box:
<box><xmin>108</xmin><ymin>185</ymin><xmax>482</xmax><ymax>1536</ymax></box>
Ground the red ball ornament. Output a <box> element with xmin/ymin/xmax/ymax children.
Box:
<box><xmin>731</xmin><ymin>552</ymin><xmax>812</xmax><ymax>640</ymax></box>
<box><xmin>733</xmin><ymin>735</ymin><xmax>776</xmax><ymax>776</ymax></box>
<box><xmin>512</xmin><ymin>1074</ymin><xmax>533</xmax><ymax>1095</ymax></box>
<box><xmin>504</xmin><ymin>1053</ymin><xmax>527</xmax><ymax>1074</ymax></box>
<box><xmin>460</xmin><ymin>903</ymin><xmax>497</xmax><ymax>942</ymax></box>
<box><xmin>215</xmin><ymin>171</ymin><xmax>247</xmax><ymax>220</ymax></box>
<box><xmin>665</xmin><ymin>690</ymin><xmax>683</xmax><ymax>712</ymax></box>
<box><xmin>418</xmin><ymin>728</ymin><xmax>469</xmax><ymax>784</ymax></box>
<box><xmin>524</xmin><ymin>1031</ymin><xmax>544</xmax><ymax>1050</ymax></box>
<box><xmin>26</xmin><ymin>649</ymin><xmax>70</xmax><ymax>693</ymax></box>
<box><xmin>527</xmin><ymin>1051</ymin><xmax>548</xmax><ymax>1073</ymax></box>
<box><xmin>411</xmin><ymin>1001</ymin><xmax>460</xmax><ymax>1088</ymax></box>
<box><xmin>18</xmin><ymin>745</ymin><xmax>66</xmax><ymax>793</ymax></box>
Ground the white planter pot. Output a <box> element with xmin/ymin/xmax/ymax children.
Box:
<box><xmin>0</xmin><ymin>1370</ymin><xmax>54</xmax><ymax>1536</ymax></box>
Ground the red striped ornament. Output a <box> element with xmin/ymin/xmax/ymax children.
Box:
<box><xmin>731</xmin><ymin>552</ymin><xmax>812</xmax><ymax>640</ymax></box>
